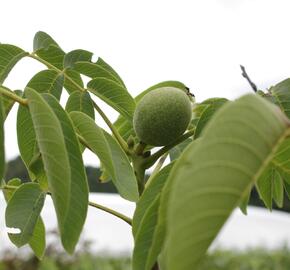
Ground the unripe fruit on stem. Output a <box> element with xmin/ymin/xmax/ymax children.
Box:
<box><xmin>133</xmin><ymin>87</ymin><xmax>192</xmax><ymax>146</ymax></box>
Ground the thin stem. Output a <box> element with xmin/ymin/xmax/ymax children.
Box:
<box><xmin>143</xmin><ymin>129</ymin><xmax>195</xmax><ymax>169</ymax></box>
<box><xmin>29</xmin><ymin>53</ymin><xmax>129</xmax><ymax>154</ymax></box>
<box><xmin>88</xmin><ymin>201</ymin><xmax>132</xmax><ymax>225</ymax></box>
<box><xmin>0</xmin><ymin>185</ymin><xmax>132</xmax><ymax>226</ymax></box>
<box><xmin>0</xmin><ymin>86</ymin><xmax>28</xmax><ymax>106</ymax></box>
<box><xmin>240</xmin><ymin>65</ymin><xmax>258</xmax><ymax>92</ymax></box>
<box><xmin>92</xmin><ymin>101</ymin><xmax>129</xmax><ymax>154</ymax></box>
<box><xmin>145</xmin><ymin>153</ymin><xmax>168</xmax><ymax>188</ymax></box>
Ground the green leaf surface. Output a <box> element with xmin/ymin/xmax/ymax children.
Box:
<box><xmin>273</xmin><ymin>170</ymin><xmax>284</xmax><ymax>208</ymax></box>
<box><xmin>33</xmin><ymin>31</ymin><xmax>61</xmax><ymax>52</ymax></box>
<box><xmin>169</xmin><ymin>138</ymin><xmax>192</xmax><ymax>161</ymax></box>
<box><xmin>43</xmin><ymin>93</ymin><xmax>89</xmax><ymax>253</ymax></box>
<box><xmin>256</xmin><ymin>166</ymin><xmax>274</xmax><ymax>210</ymax></box>
<box><xmin>88</xmin><ymin>77</ymin><xmax>135</xmax><ymax>120</ymax></box>
<box><xmin>17</xmin><ymin>69</ymin><xmax>65</xmax><ymax>182</ymax></box>
<box><xmin>0</xmin><ymin>97</ymin><xmax>4</xmax><ymax>180</ymax></box>
<box><xmin>3</xmin><ymin>179</ymin><xmax>46</xmax><ymax>259</ymax></box>
<box><xmin>132</xmin><ymin>163</ymin><xmax>174</xmax><ymax>237</ymax></box>
<box><xmin>133</xmin><ymin>196</ymin><xmax>160</xmax><ymax>270</ymax></box>
<box><xmin>193</xmin><ymin>98</ymin><xmax>228</xmax><ymax>139</ymax></box>
<box><xmin>29</xmin><ymin>217</ymin><xmax>46</xmax><ymax>259</ymax></box>
<box><xmin>74</xmin><ymin>60</ymin><xmax>124</xmax><ymax>87</ymax></box>
<box><xmin>26</xmin><ymin>69</ymin><xmax>64</xmax><ymax>100</ymax></box>
<box><xmin>5</xmin><ymin>183</ymin><xmax>45</xmax><ymax>247</ymax></box>
<box><xmin>70</xmin><ymin>111</ymin><xmax>139</xmax><ymax>201</ymax></box>
<box><xmin>64</xmin><ymin>49</ymin><xmax>92</xmax><ymax>68</ymax></box>
<box><xmin>33</xmin><ymin>32</ymin><xmax>65</xmax><ymax>70</ymax></box>
<box><xmin>239</xmin><ymin>186</ymin><xmax>251</xmax><ymax>215</ymax></box>
<box><xmin>65</xmin><ymin>91</ymin><xmax>95</xmax><ymax>119</ymax></box>
<box><xmin>64</xmin><ymin>69</ymin><xmax>84</xmax><ymax>94</ymax></box>
<box><xmin>269</xmin><ymin>78</ymin><xmax>290</xmax><ymax>119</ymax></box>
<box><xmin>25</xmin><ymin>88</ymin><xmax>71</xmax><ymax>249</ymax></box>
<box><xmin>1</xmin><ymin>89</ymin><xmax>23</xmax><ymax>120</ymax></box>
<box><xmin>0</xmin><ymin>44</ymin><xmax>28</xmax><ymax>83</ymax></box>
<box><xmin>164</xmin><ymin>94</ymin><xmax>290</xmax><ymax>270</ymax></box>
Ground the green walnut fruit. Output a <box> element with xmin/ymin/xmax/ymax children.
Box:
<box><xmin>133</xmin><ymin>87</ymin><xmax>192</xmax><ymax>146</ymax></box>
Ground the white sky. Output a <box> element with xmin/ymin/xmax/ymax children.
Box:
<box><xmin>1</xmin><ymin>0</ymin><xmax>290</xmax><ymax>165</ymax></box>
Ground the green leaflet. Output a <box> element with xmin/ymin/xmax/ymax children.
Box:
<box><xmin>0</xmin><ymin>44</ymin><xmax>28</xmax><ymax>83</ymax></box>
<box><xmin>33</xmin><ymin>31</ymin><xmax>65</xmax><ymax>70</ymax></box>
<box><xmin>132</xmin><ymin>163</ymin><xmax>175</xmax><ymax>270</ymax></box>
<box><xmin>65</xmin><ymin>91</ymin><xmax>95</xmax><ymax>119</ymax></box>
<box><xmin>88</xmin><ymin>77</ymin><xmax>135</xmax><ymax>121</ymax></box>
<box><xmin>27</xmin><ymin>69</ymin><xmax>64</xmax><ymax>101</ymax></box>
<box><xmin>114</xmin><ymin>81</ymin><xmax>188</xmax><ymax>141</ymax></box>
<box><xmin>1</xmin><ymin>89</ymin><xmax>22</xmax><ymax>120</ymax></box>
<box><xmin>141</xmin><ymin>139</ymin><xmax>200</xmax><ymax>270</ymax></box>
<box><xmin>43</xmin><ymin>93</ymin><xmax>89</xmax><ymax>253</ymax></box>
<box><xmin>133</xmin><ymin>196</ymin><xmax>160</xmax><ymax>270</ymax></box>
<box><xmin>169</xmin><ymin>138</ymin><xmax>192</xmax><ymax>161</ymax></box>
<box><xmin>5</xmin><ymin>182</ymin><xmax>46</xmax><ymax>248</ymax></box>
<box><xmin>33</xmin><ymin>31</ymin><xmax>61</xmax><ymax>52</ymax></box>
<box><xmin>0</xmin><ymin>96</ymin><xmax>4</xmax><ymax>180</ymax></box>
<box><xmin>273</xmin><ymin>170</ymin><xmax>284</xmax><ymax>208</ymax></box>
<box><xmin>33</xmin><ymin>31</ymin><xmax>84</xmax><ymax>94</ymax></box>
<box><xmin>239</xmin><ymin>186</ymin><xmax>251</xmax><ymax>215</ymax></box>
<box><xmin>25</xmin><ymin>88</ymin><xmax>71</xmax><ymax>250</ymax></box>
<box><xmin>64</xmin><ymin>69</ymin><xmax>84</xmax><ymax>94</ymax></box>
<box><xmin>132</xmin><ymin>163</ymin><xmax>174</xmax><ymax>237</ymax></box>
<box><xmin>3</xmin><ymin>178</ymin><xmax>46</xmax><ymax>259</ymax></box>
<box><xmin>269</xmin><ymin>78</ymin><xmax>290</xmax><ymax>119</ymax></box>
<box><xmin>192</xmin><ymin>97</ymin><xmax>228</xmax><ymax>139</ymax></box>
<box><xmin>70</xmin><ymin>111</ymin><xmax>139</xmax><ymax>202</ymax></box>
<box><xmin>74</xmin><ymin>58</ymin><xmax>126</xmax><ymax>88</ymax></box>
<box><xmin>63</xmin><ymin>49</ymin><xmax>93</xmax><ymax>69</ymax></box>
<box><xmin>29</xmin><ymin>218</ymin><xmax>46</xmax><ymax>259</ymax></box>
<box><xmin>17</xmin><ymin>69</ymin><xmax>65</xmax><ymax>182</ymax></box>
<box><xmin>164</xmin><ymin>94</ymin><xmax>290</xmax><ymax>270</ymax></box>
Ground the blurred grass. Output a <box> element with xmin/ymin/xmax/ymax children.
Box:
<box><xmin>0</xmin><ymin>247</ymin><xmax>290</xmax><ymax>270</ymax></box>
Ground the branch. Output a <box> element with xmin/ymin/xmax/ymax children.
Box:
<box><xmin>240</xmin><ymin>65</ymin><xmax>258</xmax><ymax>92</ymax></box>
<box><xmin>28</xmin><ymin>53</ymin><xmax>128</xmax><ymax>154</ymax></box>
<box><xmin>1</xmin><ymin>185</ymin><xmax>132</xmax><ymax>225</ymax></box>
<box><xmin>0</xmin><ymin>86</ymin><xmax>28</xmax><ymax>106</ymax></box>
<box><xmin>143</xmin><ymin>129</ymin><xmax>195</xmax><ymax>169</ymax></box>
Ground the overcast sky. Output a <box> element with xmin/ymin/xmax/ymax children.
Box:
<box><xmin>1</xmin><ymin>0</ymin><xmax>290</xmax><ymax>164</ymax></box>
